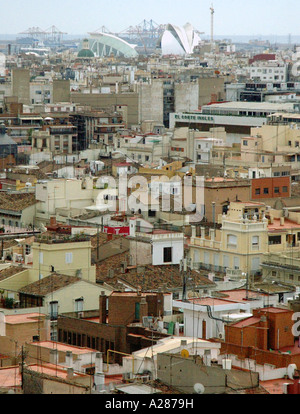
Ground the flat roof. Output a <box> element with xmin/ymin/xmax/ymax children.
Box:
<box><xmin>132</xmin><ymin>336</ymin><xmax>220</xmax><ymax>360</ymax></box>
<box><xmin>220</xmin><ymin>289</ymin><xmax>269</xmax><ymax>302</ymax></box>
<box><xmin>5</xmin><ymin>313</ymin><xmax>46</xmax><ymax>325</ymax></box>
<box><xmin>29</xmin><ymin>341</ymin><xmax>96</xmax><ymax>354</ymax></box>
<box><xmin>0</xmin><ymin>366</ymin><xmax>21</xmax><ymax>388</ymax></box>
<box><xmin>28</xmin><ymin>363</ymin><xmax>86</xmax><ymax>379</ymax></box>
<box><xmin>260</xmin><ymin>379</ymin><xmax>293</xmax><ymax>394</ymax></box>
<box><xmin>268</xmin><ymin>218</ymin><xmax>300</xmax><ymax>231</ymax></box>
<box><xmin>202</xmin><ymin>101</ymin><xmax>297</xmax><ymax>111</ymax></box>
<box><xmin>115</xmin><ymin>383</ymin><xmax>161</xmax><ymax>394</ymax></box>
<box><xmin>185</xmin><ymin>297</ymin><xmax>237</xmax><ymax>306</ymax></box>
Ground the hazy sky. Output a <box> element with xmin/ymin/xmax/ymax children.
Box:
<box><xmin>2</xmin><ymin>0</ymin><xmax>299</xmax><ymax>36</ymax></box>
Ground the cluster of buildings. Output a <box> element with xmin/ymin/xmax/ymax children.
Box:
<box><xmin>1</xmin><ymin>18</ymin><xmax>300</xmax><ymax>396</ymax></box>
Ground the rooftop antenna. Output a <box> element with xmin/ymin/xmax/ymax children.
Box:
<box><xmin>210</xmin><ymin>3</ymin><xmax>215</xmax><ymax>49</ymax></box>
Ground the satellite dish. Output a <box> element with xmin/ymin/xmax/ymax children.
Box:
<box><xmin>181</xmin><ymin>349</ymin><xmax>190</xmax><ymax>359</ymax></box>
<box><xmin>194</xmin><ymin>383</ymin><xmax>205</xmax><ymax>394</ymax></box>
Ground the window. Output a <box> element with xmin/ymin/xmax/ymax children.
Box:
<box><xmin>227</xmin><ymin>234</ymin><xmax>237</xmax><ymax>248</ymax></box>
<box><xmin>269</xmin><ymin>235</ymin><xmax>281</xmax><ymax>245</ymax></box>
<box><xmin>163</xmin><ymin>247</ymin><xmax>172</xmax><ymax>263</ymax></box>
<box><xmin>282</xmin><ymin>186</ymin><xmax>288</xmax><ymax>193</ymax></box>
<box><xmin>289</xmin><ymin>274</ymin><xmax>294</xmax><ymax>281</ymax></box>
<box><xmin>274</xmin><ymin>187</ymin><xmax>280</xmax><ymax>194</ymax></box>
<box><xmin>135</xmin><ymin>302</ymin><xmax>140</xmax><ymax>320</ymax></box>
<box><xmin>252</xmin><ymin>236</ymin><xmax>259</xmax><ymax>249</ymax></box>
<box><xmin>65</xmin><ymin>252</ymin><xmax>73</xmax><ymax>264</ymax></box>
<box><xmin>243</xmin><ymin>140</ymin><xmax>248</xmax><ymax>146</ymax></box>
<box><xmin>255</xmin><ymin>188</ymin><xmax>261</xmax><ymax>195</ymax></box>
<box><xmin>148</xmin><ymin>210</ymin><xmax>156</xmax><ymax>217</ymax></box>
<box><xmin>39</xmin><ymin>252</ymin><xmax>43</xmax><ymax>264</ymax></box>
<box><xmin>263</xmin><ymin>188</ymin><xmax>269</xmax><ymax>194</ymax></box>
<box><xmin>50</xmin><ymin>301</ymin><xmax>58</xmax><ymax>320</ymax></box>
<box><xmin>75</xmin><ymin>298</ymin><xmax>84</xmax><ymax>312</ymax></box>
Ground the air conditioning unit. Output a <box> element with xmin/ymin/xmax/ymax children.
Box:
<box><xmin>218</xmin><ymin>332</ymin><xmax>225</xmax><ymax>340</ymax></box>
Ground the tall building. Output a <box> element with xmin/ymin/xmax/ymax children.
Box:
<box><xmin>12</xmin><ymin>68</ymin><xmax>30</xmax><ymax>105</ymax></box>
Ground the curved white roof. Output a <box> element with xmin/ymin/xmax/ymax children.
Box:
<box><xmin>88</xmin><ymin>32</ymin><xmax>138</xmax><ymax>58</ymax></box>
<box><xmin>159</xmin><ymin>22</ymin><xmax>201</xmax><ymax>56</ymax></box>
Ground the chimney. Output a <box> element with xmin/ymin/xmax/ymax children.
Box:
<box><xmin>50</xmin><ymin>349</ymin><xmax>59</xmax><ymax>365</ymax></box>
<box><xmin>65</xmin><ymin>351</ymin><xmax>73</xmax><ymax>368</ymax></box>
<box><xmin>99</xmin><ymin>292</ymin><xmax>107</xmax><ymax>324</ymax></box>
<box><xmin>191</xmin><ymin>226</ymin><xmax>196</xmax><ymax>238</ymax></box>
<box><xmin>66</xmin><ymin>368</ymin><xmax>74</xmax><ymax>380</ymax></box>
<box><xmin>209</xmin><ymin>228</ymin><xmax>215</xmax><ymax>241</ymax></box>
<box><xmin>50</xmin><ymin>217</ymin><xmax>57</xmax><ymax>227</ymax></box>
<box><xmin>280</xmin><ymin>217</ymin><xmax>285</xmax><ymax>226</ymax></box>
<box><xmin>222</xmin><ymin>359</ymin><xmax>232</xmax><ymax>370</ymax></box>
<box><xmin>95</xmin><ymin>352</ymin><xmax>103</xmax><ymax>374</ymax></box>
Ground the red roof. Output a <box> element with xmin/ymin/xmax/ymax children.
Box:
<box><xmin>230</xmin><ymin>317</ymin><xmax>261</xmax><ymax>328</ymax></box>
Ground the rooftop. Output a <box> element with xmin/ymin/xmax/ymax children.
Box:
<box><xmin>0</xmin><ymin>192</ymin><xmax>37</xmax><ymax>212</ymax></box>
<box><xmin>5</xmin><ymin>313</ymin><xmax>46</xmax><ymax>325</ymax></box>
<box><xmin>19</xmin><ymin>274</ymin><xmax>81</xmax><ymax>297</ymax></box>
<box><xmin>97</xmin><ymin>257</ymin><xmax>215</xmax><ymax>291</ymax></box>
<box><xmin>28</xmin><ymin>341</ymin><xmax>96</xmax><ymax>355</ymax></box>
<box><xmin>260</xmin><ymin>379</ymin><xmax>294</xmax><ymax>394</ymax></box>
<box><xmin>219</xmin><ymin>289</ymin><xmax>269</xmax><ymax>303</ymax></box>
<box><xmin>0</xmin><ymin>265</ymin><xmax>26</xmax><ymax>282</ymax></box>
<box><xmin>268</xmin><ymin>218</ymin><xmax>300</xmax><ymax>231</ymax></box>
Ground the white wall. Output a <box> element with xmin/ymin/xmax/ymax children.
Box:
<box><xmin>152</xmin><ymin>239</ymin><xmax>184</xmax><ymax>266</ymax></box>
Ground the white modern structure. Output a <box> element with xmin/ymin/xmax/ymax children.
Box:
<box><xmin>158</xmin><ymin>23</ymin><xmax>201</xmax><ymax>56</ymax></box>
<box><xmin>87</xmin><ymin>32</ymin><xmax>139</xmax><ymax>58</ymax></box>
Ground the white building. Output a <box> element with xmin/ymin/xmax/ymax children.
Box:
<box><xmin>173</xmin><ymin>297</ymin><xmax>251</xmax><ymax>340</ymax></box>
<box><xmin>158</xmin><ymin>23</ymin><xmax>201</xmax><ymax>56</ymax></box>
<box><xmin>249</xmin><ymin>63</ymin><xmax>288</xmax><ymax>83</ymax></box>
<box><xmin>129</xmin><ymin>218</ymin><xmax>185</xmax><ymax>266</ymax></box>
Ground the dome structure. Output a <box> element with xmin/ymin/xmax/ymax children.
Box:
<box><xmin>87</xmin><ymin>32</ymin><xmax>138</xmax><ymax>58</ymax></box>
<box><xmin>158</xmin><ymin>23</ymin><xmax>201</xmax><ymax>56</ymax></box>
<box><xmin>77</xmin><ymin>39</ymin><xmax>95</xmax><ymax>58</ymax></box>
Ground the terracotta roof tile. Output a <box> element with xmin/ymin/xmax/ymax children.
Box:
<box><xmin>0</xmin><ymin>266</ymin><xmax>26</xmax><ymax>282</ymax></box>
<box><xmin>19</xmin><ymin>273</ymin><xmax>81</xmax><ymax>296</ymax></box>
<box><xmin>97</xmin><ymin>258</ymin><xmax>215</xmax><ymax>292</ymax></box>
<box><xmin>0</xmin><ymin>193</ymin><xmax>37</xmax><ymax>212</ymax></box>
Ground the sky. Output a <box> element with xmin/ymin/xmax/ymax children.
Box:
<box><xmin>1</xmin><ymin>0</ymin><xmax>300</xmax><ymax>37</ymax></box>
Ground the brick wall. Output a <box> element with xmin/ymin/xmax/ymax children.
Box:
<box><xmin>251</xmin><ymin>176</ymin><xmax>291</xmax><ymax>199</ymax></box>
<box><xmin>57</xmin><ymin>316</ymin><xmax>127</xmax><ymax>363</ymax></box>
<box><xmin>253</xmin><ymin>308</ymin><xmax>295</xmax><ymax>350</ymax></box>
